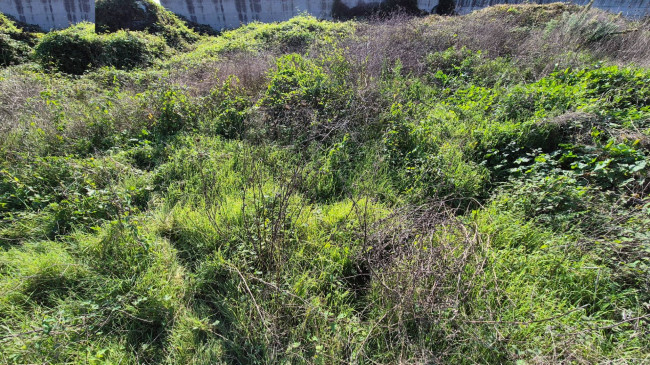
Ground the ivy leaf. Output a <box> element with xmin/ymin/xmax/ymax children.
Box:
<box><xmin>631</xmin><ymin>160</ymin><xmax>647</xmax><ymax>173</ymax></box>
<box><xmin>593</xmin><ymin>159</ymin><xmax>612</xmax><ymax>172</ymax></box>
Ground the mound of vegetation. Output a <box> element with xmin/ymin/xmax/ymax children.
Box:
<box><xmin>1</xmin><ymin>3</ymin><xmax>650</xmax><ymax>364</ymax></box>
<box><xmin>174</xmin><ymin>14</ymin><xmax>355</xmax><ymax>66</ymax></box>
<box><xmin>34</xmin><ymin>22</ymin><xmax>166</xmax><ymax>74</ymax></box>
<box><xmin>96</xmin><ymin>0</ymin><xmax>199</xmax><ymax>48</ymax></box>
<box><xmin>0</xmin><ymin>13</ymin><xmax>39</xmax><ymax>66</ymax></box>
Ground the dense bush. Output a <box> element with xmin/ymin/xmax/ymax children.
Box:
<box><xmin>35</xmin><ymin>22</ymin><xmax>166</xmax><ymax>74</ymax></box>
<box><xmin>0</xmin><ymin>12</ymin><xmax>39</xmax><ymax>43</ymax></box>
<box><xmin>0</xmin><ymin>13</ymin><xmax>38</xmax><ymax>66</ymax></box>
<box><xmin>181</xmin><ymin>15</ymin><xmax>354</xmax><ymax>61</ymax></box>
<box><xmin>96</xmin><ymin>0</ymin><xmax>199</xmax><ymax>48</ymax></box>
<box><xmin>0</xmin><ymin>33</ymin><xmax>30</xmax><ymax>66</ymax></box>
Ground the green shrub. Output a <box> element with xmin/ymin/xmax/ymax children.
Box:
<box><xmin>183</xmin><ymin>15</ymin><xmax>354</xmax><ymax>60</ymax></box>
<box><xmin>34</xmin><ymin>22</ymin><xmax>100</xmax><ymax>74</ymax></box>
<box><xmin>0</xmin><ymin>13</ymin><xmax>22</xmax><ymax>34</ymax></box>
<box><xmin>0</xmin><ymin>13</ymin><xmax>38</xmax><ymax>66</ymax></box>
<box><xmin>426</xmin><ymin>46</ymin><xmax>481</xmax><ymax>79</ymax></box>
<box><xmin>261</xmin><ymin>54</ymin><xmax>330</xmax><ymax>111</ymax></box>
<box><xmin>100</xmin><ymin>30</ymin><xmax>166</xmax><ymax>70</ymax></box>
<box><xmin>200</xmin><ymin>77</ymin><xmax>251</xmax><ymax>139</ymax></box>
<box><xmin>257</xmin><ymin>53</ymin><xmax>353</xmax><ymax>144</ymax></box>
<box><xmin>35</xmin><ymin>23</ymin><xmax>165</xmax><ymax>74</ymax></box>
<box><xmin>0</xmin><ymin>33</ymin><xmax>30</xmax><ymax>66</ymax></box>
<box><xmin>147</xmin><ymin>87</ymin><xmax>198</xmax><ymax>139</ymax></box>
<box><xmin>96</xmin><ymin>0</ymin><xmax>199</xmax><ymax>49</ymax></box>
<box><xmin>0</xmin><ymin>12</ymin><xmax>39</xmax><ymax>43</ymax></box>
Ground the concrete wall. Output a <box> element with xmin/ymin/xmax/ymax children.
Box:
<box><xmin>157</xmin><ymin>0</ymin><xmax>379</xmax><ymax>30</ymax></box>
<box><xmin>157</xmin><ymin>0</ymin><xmax>649</xmax><ymax>30</ymax></box>
<box><xmin>155</xmin><ymin>0</ymin><xmax>457</xmax><ymax>30</ymax></box>
<box><xmin>0</xmin><ymin>0</ymin><xmax>647</xmax><ymax>31</ymax></box>
<box><xmin>156</xmin><ymin>0</ymin><xmax>448</xmax><ymax>30</ymax></box>
<box><xmin>0</xmin><ymin>0</ymin><xmax>94</xmax><ymax>30</ymax></box>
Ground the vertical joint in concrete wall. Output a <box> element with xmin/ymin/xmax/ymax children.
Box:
<box><xmin>234</xmin><ymin>0</ymin><xmax>248</xmax><ymax>23</ymax></box>
<box><xmin>11</xmin><ymin>0</ymin><xmax>26</xmax><ymax>23</ymax></box>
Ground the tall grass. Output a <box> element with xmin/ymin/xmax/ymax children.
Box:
<box><xmin>0</xmin><ymin>3</ymin><xmax>649</xmax><ymax>363</ymax></box>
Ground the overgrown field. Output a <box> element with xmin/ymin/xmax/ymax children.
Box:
<box><xmin>1</xmin><ymin>1</ymin><xmax>650</xmax><ymax>363</ymax></box>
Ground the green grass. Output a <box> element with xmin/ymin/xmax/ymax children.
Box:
<box><xmin>0</xmin><ymin>3</ymin><xmax>649</xmax><ymax>364</ymax></box>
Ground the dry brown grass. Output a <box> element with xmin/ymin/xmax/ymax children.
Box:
<box><xmin>339</xmin><ymin>3</ymin><xmax>650</xmax><ymax>83</ymax></box>
<box><xmin>0</xmin><ymin>74</ymin><xmax>55</xmax><ymax>154</ymax></box>
<box><xmin>459</xmin><ymin>4</ymin><xmax>650</xmax><ymax>68</ymax></box>
<box><xmin>166</xmin><ymin>51</ymin><xmax>273</xmax><ymax>98</ymax></box>
<box><xmin>343</xmin><ymin>13</ymin><xmax>455</xmax><ymax>78</ymax></box>
<box><xmin>347</xmin><ymin>199</ymin><xmax>489</xmax><ymax>362</ymax></box>
<box><xmin>0</xmin><ymin>74</ymin><xmax>48</xmax><ymax>133</ymax></box>
<box><xmin>214</xmin><ymin>52</ymin><xmax>274</xmax><ymax>95</ymax></box>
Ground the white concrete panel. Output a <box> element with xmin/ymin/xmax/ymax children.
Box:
<box><xmin>159</xmin><ymin>0</ymin><xmax>393</xmax><ymax>30</ymax></box>
<box><xmin>0</xmin><ymin>0</ymin><xmax>94</xmax><ymax>30</ymax></box>
<box><xmin>2</xmin><ymin>0</ymin><xmax>646</xmax><ymax>32</ymax></box>
<box><xmin>158</xmin><ymin>0</ymin><xmax>647</xmax><ymax>31</ymax></box>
